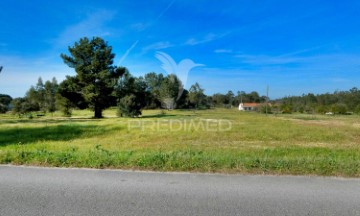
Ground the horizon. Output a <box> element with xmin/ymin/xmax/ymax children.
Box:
<box><xmin>1</xmin><ymin>0</ymin><xmax>360</xmax><ymax>99</ymax></box>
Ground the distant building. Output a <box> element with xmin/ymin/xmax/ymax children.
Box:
<box><xmin>238</xmin><ymin>103</ymin><xmax>260</xmax><ymax>111</ymax></box>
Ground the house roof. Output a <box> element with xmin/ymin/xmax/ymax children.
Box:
<box><xmin>242</xmin><ymin>103</ymin><xmax>259</xmax><ymax>107</ymax></box>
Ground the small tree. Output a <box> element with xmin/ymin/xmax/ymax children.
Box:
<box><xmin>116</xmin><ymin>72</ymin><xmax>147</xmax><ymax>117</ymax></box>
<box><xmin>11</xmin><ymin>98</ymin><xmax>24</xmax><ymax>115</ymax></box>
<box><xmin>11</xmin><ymin>97</ymin><xmax>38</xmax><ymax>117</ymax></box>
<box><xmin>0</xmin><ymin>94</ymin><xmax>12</xmax><ymax>113</ymax></box>
<box><xmin>0</xmin><ymin>94</ymin><xmax>12</xmax><ymax>105</ymax></box>
<box><xmin>118</xmin><ymin>94</ymin><xmax>142</xmax><ymax>117</ymax></box>
<box><xmin>56</xmin><ymin>94</ymin><xmax>74</xmax><ymax>117</ymax></box>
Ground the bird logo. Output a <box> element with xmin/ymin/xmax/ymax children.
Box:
<box><xmin>155</xmin><ymin>51</ymin><xmax>204</xmax><ymax>102</ymax></box>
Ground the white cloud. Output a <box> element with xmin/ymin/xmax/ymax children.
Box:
<box><xmin>141</xmin><ymin>41</ymin><xmax>174</xmax><ymax>54</ymax></box>
<box><xmin>235</xmin><ymin>54</ymin><xmax>302</xmax><ymax>65</ymax></box>
<box><xmin>53</xmin><ymin>9</ymin><xmax>116</xmax><ymax>47</ymax></box>
<box><xmin>185</xmin><ymin>32</ymin><xmax>229</xmax><ymax>46</ymax></box>
<box><xmin>214</xmin><ymin>49</ymin><xmax>232</xmax><ymax>53</ymax></box>
<box><xmin>141</xmin><ymin>32</ymin><xmax>230</xmax><ymax>54</ymax></box>
<box><xmin>185</xmin><ymin>33</ymin><xmax>216</xmax><ymax>45</ymax></box>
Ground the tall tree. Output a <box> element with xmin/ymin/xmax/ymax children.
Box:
<box><xmin>225</xmin><ymin>90</ymin><xmax>235</xmax><ymax>105</ymax></box>
<box><xmin>35</xmin><ymin>77</ymin><xmax>46</xmax><ymax>111</ymax></box>
<box><xmin>212</xmin><ymin>93</ymin><xmax>227</xmax><ymax>106</ymax></box>
<box><xmin>188</xmin><ymin>82</ymin><xmax>207</xmax><ymax>109</ymax></box>
<box><xmin>144</xmin><ymin>72</ymin><xmax>164</xmax><ymax>108</ymax></box>
<box><xmin>44</xmin><ymin>78</ymin><xmax>58</xmax><ymax>113</ymax></box>
<box><xmin>22</xmin><ymin>77</ymin><xmax>48</xmax><ymax>112</ymax></box>
<box><xmin>25</xmin><ymin>86</ymin><xmax>40</xmax><ymax>111</ymax></box>
<box><xmin>60</xmin><ymin>37</ymin><xmax>126</xmax><ymax>118</ymax></box>
<box><xmin>159</xmin><ymin>74</ymin><xmax>181</xmax><ymax>110</ymax></box>
<box><xmin>0</xmin><ymin>66</ymin><xmax>3</xmax><ymax>73</ymax></box>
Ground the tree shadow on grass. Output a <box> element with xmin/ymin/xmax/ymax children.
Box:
<box><xmin>0</xmin><ymin>124</ymin><xmax>117</xmax><ymax>147</ymax></box>
<box><xmin>0</xmin><ymin>118</ymin><xmax>100</xmax><ymax>125</ymax></box>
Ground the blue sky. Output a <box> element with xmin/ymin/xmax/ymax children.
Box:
<box><xmin>1</xmin><ymin>0</ymin><xmax>360</xmax><ymax>98</ymax></box>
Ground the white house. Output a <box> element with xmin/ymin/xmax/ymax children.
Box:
<box><xmin>238</xmin><ymin>103</ymin><xmax>260</xmax><ymax>111</ymax></box>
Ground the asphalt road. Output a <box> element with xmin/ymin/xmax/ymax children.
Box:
<box><xmin>0</xmin><ymin>166</ymin><xmax>359</xmax><ymax>216</ymax></box>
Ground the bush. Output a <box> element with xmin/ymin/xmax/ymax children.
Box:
<box><xmin>117</xmin><ymin>94</ymin><xmax>142</xmax><ymax>117</ymax></box>
<box><xmin>331</xmin><ymin>104</ymin><xmax>348</xmax><ymax>115</ymax></box>
<box><xmin>354</xmin><ymin>105</ymin><xmax>360</xmax><ymax>114</ymax></box>
<box><xmin>260</xmin><ymin>104</ymin><xmax>272</xmax><ymax>114</ymax></box>
<box><xmin>298</xmin><ymin>106</ymin><xmax>304</xmax><ymax>113</ymax></box>
<box><xmin>316</xmin><ymin>105</ymin><xmax>328</xmax><ymax>114</ymax></box>
<box><xmin>281</xmin><ymin>104</ymin><xmax>292</xmax><ymax>114</ymax></box>
<box><xmin>56</xmin><ymin>96</ymin><xmax>72</xmax><ymax>117</ymax></box>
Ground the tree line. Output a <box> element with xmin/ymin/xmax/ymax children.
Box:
<box><xmin>274</xmin><ymin>88</ymin><xmax>360</xmax><ymax>114</ymax></box>
<box><xmin>1</xmin><ymin>37</ymin><xmax>360</xmax><ymax>116</ymax></box>
<box><xmin>6</xmin><ymin>73</ymin><xmax>264</xmax><ymax>117</ymax></box>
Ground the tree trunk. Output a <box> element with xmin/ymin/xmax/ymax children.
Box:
<box><xmin>94</xmin><ymin>105</ymin><xmax>102</xmax><ymax>118</ymax></box>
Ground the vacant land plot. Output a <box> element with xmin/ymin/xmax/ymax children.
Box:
<box><xmin>0</xmin><ymin>109</ymin><xmax>359</xmax><ymax>177</ymax></box>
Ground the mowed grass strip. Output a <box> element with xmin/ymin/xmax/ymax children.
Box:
<box><xmin>0</xmin><ymin>109</ymin><xmax>359</xmax><ymax>177</ymax></box>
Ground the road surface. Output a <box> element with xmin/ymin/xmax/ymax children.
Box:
<box><xmin>0</xmin><ymin>166</ymin><xmax>359</xmax><ymax>216</ymax></box>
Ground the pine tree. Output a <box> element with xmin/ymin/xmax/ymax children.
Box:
<box><xmin>60</xmin><ymin>37</ymin><xmax>126</xmax><ymax>118</ymax></box>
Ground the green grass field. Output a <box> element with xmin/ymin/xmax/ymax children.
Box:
<box><xmin>0</xmin><ymin>108</ymin><xmax>359</xmax><ymax>177</ymax></box>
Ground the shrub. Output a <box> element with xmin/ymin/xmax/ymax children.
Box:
<box><xmin>117</xmin><ymin>94</ymin><xmax>142</xmax><ymax>117</ymax></box>
<box><xmin>331</xmin><ymin>104</ymin><xmax>348</xmax><ymax>115</ymax></box>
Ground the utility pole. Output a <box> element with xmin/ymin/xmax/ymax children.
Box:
<box><xmin>266</xmin><ymin>85</ymin><xmax>269</xmax><ymax>115</ymax></box>
<box><xmin>240</xmin><ymin>91</ymin><xmax>243</xmax><ymax>104</ymax></box>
